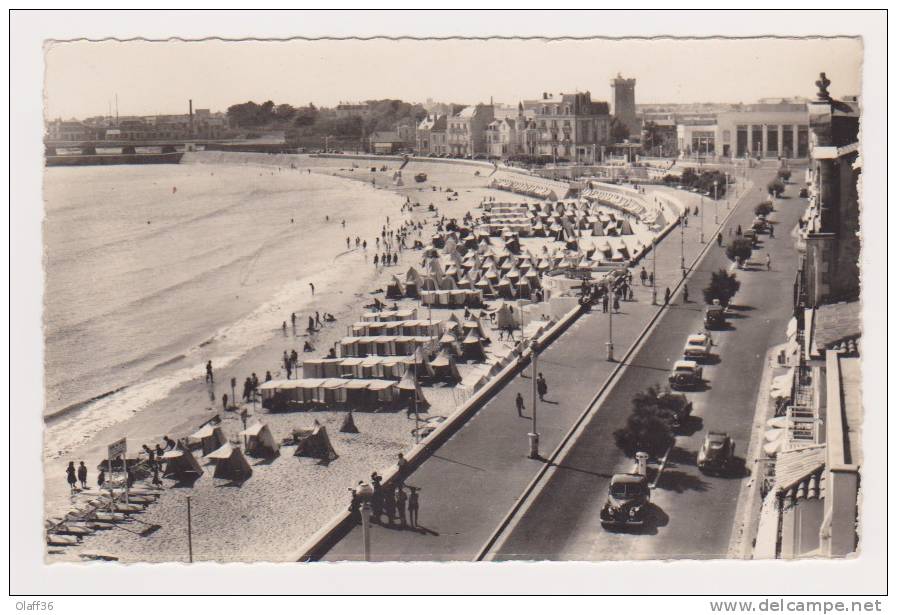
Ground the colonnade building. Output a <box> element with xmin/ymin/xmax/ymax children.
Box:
<box><xmin>676</xmin><ymin>101</ymin><xmax>810</xmax><ymax>159</ymax></box>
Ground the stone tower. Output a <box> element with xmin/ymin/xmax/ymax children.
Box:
<box><xmin>611</xmin><ymin>73</ymin><xmax>639</xmax><ymax>136</ymax></box>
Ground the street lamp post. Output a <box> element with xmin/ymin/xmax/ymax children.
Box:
<box><xmin>528</xmin><ymin>341</ymin><xmax>540</xmax><ymax>459</ymax></box>
<box><xmin>700</xmin><ymin>193</ymin><xmax>705</xmax><ymax>243</ymax></box>
<box><xmin>651</xmin><ymin>236</ymin><xmax>658</xmax><ymax>305</ymax></box>
<box><xmin>357</xmin><ymin>482</ymin><xmax>374</xmax><ymax>561</ymax></box>
<box><xmin>606</xmin><ymin>299</ymin><xmax>614</xmax><ymax>361</ymax></box>
<box><xmin>680</xmin><ymin>214</ymin><xmax>686</xmax><ymax>276</ymax></box>
<box><xmin>714</xmin><ymin>180</ymin><xmax>719</xmax><ymax>224</ymax></box>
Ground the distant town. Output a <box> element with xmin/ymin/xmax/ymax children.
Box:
<box><xmin>45</xmin><ymin>75</ymin><xmax>838</xmax><ymax>165</ymax></box>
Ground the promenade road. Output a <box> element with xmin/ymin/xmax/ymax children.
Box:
<box><xmin>491</xmin><ymin>166</ymin><xmax>805</xmax><ymax>561</ymax></box>
<box><xmin>323</xmin><ymin>169</ymin><xmax>759</xmax><ymax>561</ymax></box>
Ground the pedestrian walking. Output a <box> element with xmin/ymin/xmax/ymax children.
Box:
<box><xmin>242</xmin><ymin>377</ymin><xmax>252</xmax><ymax>402</ymax></box>
<box><xmin>640</xmin><ymin>267</ymin><xmax>647</xmax><ymax>285</ymax></box>
<box><xmin>717</xmin><ymin>232</ymin><xmax>723</xmax><ymax>247</ymax></box>
<box><xmin>77</xmin><ymin>461</ymin><xmax>88</xmax><ymax>489</ymax></box>
<box><xmin>66</xmin><ymin>461</ymin><xmax>77</xmax><ymax>494</ymax></box>
<box><xmin>309</xmin><ymin>282</ymin><xmax>315</xmax><ymax>295</ymax></box>
<box><xmin>308</xmin><ymin>316</ymin><xmax>315</xmax><ymax>332</ymax></box>
<box><xmin>383</xmin><ymin>486</ymin><xmax>396</xmax><ymax>527</ymax></box>
<box><xmin>315</xmin><ymin>311</ymin><xmax>322</xmax><ymax>328</ymax></box>
<box><xmin>769</xmin><ymin>224</ymin><xmax>775</xmax><ymax>238</ymax></box>
<box><xmin>766</xmin><ymin>253</ymin><xmax>772</xmax><ymax>271</ymax></box>
<box><xmin>613</xmin><ymin>294</ymin><xmax>620</xmax><ymax>313</ymax></box>
<box><xmin>683</xmin><ymin>284</ymin><xmax>689</xmax><ymax>303</ymax></box>
<box><xmin>282</xmin><ymin>321</ymin><xmax>287</xmax><ymax>334</ymax></box>
<box><xmin>649</xmin><ymin>271</ymin><xmax>655</xmax><ymax>287</ymax></box>
<box><xmin>222</xmin><ymin>393</ymin><xmax>229</xmax><ymax>411</ymax></box>
<box><xmin>346</xmin><ymin>237</ymin><xmax>350</xmax><ymax>249</ymax></box>
<box><xmin>536</xmin><ymin>373</ymin><xmax>548</xmax><ymax>402</ymax></box>
<box><xmin>396</xmin><ymin>453</ymin><xmax>408</xmax><ymax>479</ymax></box>
<box><xmin>205</xmin><ymin>360</ymin><xmax>214</xmax><ymax>383</ymax></box>
<box><xmin>291</xmin><ymin>312</ymin><xmax>296</xmax><ymax>327</ymax></box>
<box><xmin>373</xmin><ymin>254</ymin><xmax>379</xmax><ymax>267</ymax></box>
<box><xmin>602</xmin><ymin>293</ymin><xmax>609</xmax><ymax>313</ymax></box>
<box><xmin>395</xmin><ymin>486</ymin><xmax>408</xmax><ymax>528</ymax></box>
<box><xmin>664</xmin><ymin>287</ymin><xmax>671</xmax><ymax>305</ymax></box>
<box><xmin>265</xmin><ymin>370</ymin><xmax>272</xmax><ymax>382</ymax></box>
<box><xmin>515</xmin><ymin>392</ymin><xmax>525</xmax><ymax>417</ymax></box>
<box><xmin>371</xmin><ymin>473</ymin><xmax>383</xmax><ymax>524</ymax></box>
<box><xmin>408</xmin><ymin>487</ymin><xmax>420</xmax><ymax>528</ymax></box>
<box><xmin>736</xmin><ymin>224</ymin><xmax>742</xmax><ymax>237</ymax></box>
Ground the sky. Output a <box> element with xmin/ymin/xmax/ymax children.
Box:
<box><xmin>44</xmin><ymin>37</ymin><xmax>863</xmax><ymax>120</ymax></box>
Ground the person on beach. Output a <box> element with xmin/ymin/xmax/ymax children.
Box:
<box><xmin>206</xmin><ymin>360</ymin><xmax>214</xmax><ymax>383</ymax></box>
<box><xmin>309</xmin><ymin>282</ymin><xmax>315</xmax><ymax>295</ymax></box>
<box><xmin>363</xmin><ymin>240</ymin><xmax>367</xmax><ymax>250</ymax></box>
<box><xmin>265</xmin><ymin>370</ymin><xmax>272</xmax><ymax>382</ymax></box>
<box><xmin>308</xmin><ymin>316</ymin><xmax>315</xmax><ymax>332</ymax></box>
<box><xmin>155</xmin><ymin>444</ymin><xmax>165</xmax><ymax>460</ymax></box>
<box><xmin>516</xmin><ymin>392</ymin><xmax>525</xmax><ymax>417</ymax></box>
<box><xmin>242</xmin><ymin>377</ymin><xmax>252</xmax><ymax>403</ymax></box>
<box><xmin>282</xmin><ymin>321</ymin><xmax>287</xmax><ymax>335</ymax></box>
<box><xmin>371</xmin><ymin>473</ymin><xmax>384</xmax><ymax>524</ymax></box>
<box><xmin>152</xmin><ymin>463</ymin><xmax>162</xmax><ymax>487</ymax></box>
<box><xmin>397</xmin><ymin>453</ymin><xmax>409</xmax><ymax>480</ymax></box>
<box><xmin>408</xmin><ymin>488</ymin><xmax>420</xmax><ymax>528</ymax></box>
<box><xmin>97</xmin><ymin>469</ymin><xmax>106</xmax><ymax>489</ymax></box>
<box><xmin>373</xmin><ymin>254</ymin><xmax>379</xmax><ymax>268</ymax></box>
<box><xmin>66</xmin><ymin>462</ymin><xmax>77</xmax><ymax>494</ymax></box>
<box><xmin>77</xmin><ymin>461</ymin><xmax>88</xmax><ymax>490</ymax></box>
<box><xmin>251</xmin><ymin>373</ymin><xmax>259</xmax><ymax>395</ymax></box>
<box><xmin>395</xmin><ymin>486</ymin><xmax>408</xmax><ymax>528</ymax></box>
<box><xmin>291</xmin><ymin>312</ymin><xmax>296</xmax><ymax>328</ymax></box>
<box><xmin>283</xmin><ymin>351</ymin><xmax>291</xmax><ymax>379</ymax></box>
<box><xmin>164</xmin><ymin>436</ymin><xmax>177</xmax><ymax>450</ymax></box>
<box><xmin>537</xmin><ymin>373</ymin><xmax>548</xmax><ymax>402</ymax></box>
<box><xmin>382</xmin><ymin>487</ymin><xmax>396</xmax><ymax>527</ymax></box>
<box><xmin>291</xmin><ymin>349</ymin><xmax>299</xmax><ymax>370</ymax></box>
<box><xmin>315</xmin><ymin>312</ymin><xmax>322</xmax><ymax>328</ymax></box>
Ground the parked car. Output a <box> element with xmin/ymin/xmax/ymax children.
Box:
<box><xmin>668</xmin><ymin>359</ymin><xmax>704</xmax><ymax>390</ymax></box>
<box><xmin>799</xmin><ymin>187</ymin><xmax>809</xmax><ymax>198</ymax></box>
<box><xmin>683</xmin><ymin>332</ymin><xmax>713</xmax><ymax>361</ymax></box>
<box><xmin>704</xmin><ymin>302</ymin><xmax>727</xmax><ymax>330</ymax></box>
<box><xmin>697</xmin><ymin>431</ymin><xmax>736</xmax><ymax>475</ymax></box>
<box><xmin>743</xmin><ymin>229</ymin><xmax>759</xmax><ymax>245</ymax></box>
<box><xmin>600</xmin><ymin>473</ymin><xmax>650</xmax><ymax>529</ymax></box>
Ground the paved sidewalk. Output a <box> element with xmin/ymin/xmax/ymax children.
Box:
<box><xmin>323</xmin><ymin>177</ymin><xmax>750</xmax><ymax>561</ymax></box>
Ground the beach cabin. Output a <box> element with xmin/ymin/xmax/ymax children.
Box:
<box><xmin>188</xmin><ymin>424</ymin><xmax>227</xmax><ymax>457</ymax></box>
<box><xmin>239</xmin><ymin>422</ymin><xmax>279</xmax><ymax>459</ymax></box>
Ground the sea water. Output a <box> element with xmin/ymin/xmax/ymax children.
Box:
<box><xmin>43</xmin><ymin>162</ymin><xmax>396</xmax><ymax>457</ymax></box>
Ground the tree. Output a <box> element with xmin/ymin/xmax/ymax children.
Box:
<box><xmin>725</xmin><ymin>238</ymin><xmax>753</xmax><ymax>263</ymax></box>
<box><xmin>767</xmin><ymin>178</ymin><xmax>785</xmax><ymax>197</ymax></box>
<box><xmin>610</xmin><ymin>117</ymin><xmax>630</xmax><ymax>143</ymax></box>
<box><xmin>777</xmin><ymin>168</ymin><xmax>792</xmax><ymax>182</ymax></box>
<box><xmin>642</xmin><ymin>120</ymin><xmax>663</xmax><ymax>154</ymax></box>
<box><xmin>275</xmin><ymin>104</ymin><xmax>296</xmax><ymax>121</ymax></box>
<box><xmin>703</xmin><ymin>268</ymin><xmax>741</xmax><ymax>306</ymax></box>
<box><xmin>754</xmin><ymin>201</ymin><xmax>774</xmax><ymax>217</ymax></box>
<box><xmin>613</xmin><ymin>409</ymin><xmax>675</xmax><ymax>459</ymax></box>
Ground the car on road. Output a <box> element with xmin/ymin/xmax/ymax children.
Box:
<box><xmin>600</xmin><ymin>473</ymin><xmax>650</xmax><ymax>529</ymax></box>
<box><xmin>668</xmin><ymin>359</ymin><xmax>704</xmax><ymax>390</ymax></box>
<box><xmin>799</xmin><ymin>187</ymin><xmax>809</xmax><ymax>198</ymax></box>
<box><xmin>704</xmin><ymin>302</ymin><xmax>727</xmax><ymax>330</ymax></box>
<box><xmin>697</xmin><ymin>431</ymin><xmax>736</xmax><ymax>475</ymax></box>
<box><xmin>683</xmin><ymin>332</ymin><xmax>713</xmax><ymax>361</ymax></box>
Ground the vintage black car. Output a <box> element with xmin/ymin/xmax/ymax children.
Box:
<box><xmin>668</xmin><ymin>360</ymin><xmax>704</xmax><ymax>391</ymax></box>
<box><xmin>697</xmin><ymin>431</ymin><xmax>736</xmax><ymax>475</ymax></box>
<box><xmin>704</xmin><ymin>302</ymin><xmax>727</xmax><ymax>330</ymax></box>
<box><xmin>600</xmin><ymin>473</ymin><xmax>650</xmax><ymax>529</ymax></box>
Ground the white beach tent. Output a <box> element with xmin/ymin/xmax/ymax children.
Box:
<box><xmin>239</xmin><ymin>422</ymin><xmax>280</xmax><ymax>459</ymax></box>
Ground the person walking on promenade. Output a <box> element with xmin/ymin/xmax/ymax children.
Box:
<box><xmin>664</xmin><ymin>287</ymin><xmax>671</xmax><ymax>305</ymax></box>
<box><xmin>683</xmin><ymin>284</ymin><xmax>689</xmax><ymax>303</ymax></box>
<box><xmin>66</xmin><ymin>462</ymin><xmax>77</xmax><ymax>494</ymax></box>
<box><xmin>77</xmin><ymin>461</ymin><xmax>88</xmax><ymax>489</ymax></box>
<box><xmin>222</xmin><ymin>393</ymin><xmax>229</xmax><ymax>412</ymax></box>
<box><xmin>717</xmin><ymin>232</ymin><xmax>723</xmax><ymax>247</ymax></box>
<box><xmin>602</xmin><ymin>293</ymin><xmax>609</xmax><ymax>313</ymax></box>
<box><xmin>309</xmin><ymin>282</ymin><xmax>315</xmax><ymax>296</ymax></box>
<box><xmin>613</xmin><ymin>293</ymin><xmax>620</xmax><ymax>313</ymax></box>
<box><xmin>206</xmin><ymin>360</ymin><xmax>214</xmax><ymax>383</ymax></box>
<box><xmin>408</xmin><ymin>487</ymin><xmax>420</xmax><ymax>529</ymax></box>
<box><xmin>537</xmin><ymin>373</ymin><xmax>548</xmax><ymax>402</ymax></box>
<box><xmin>251</xmin><ymin>373</ymin><xmax>259</xmax><ymax>395</ymax></box>
<box><xmin>383</xmin><ymin>485</ymin><xmax>396</xmax><ymax>527</ymax></box>
<box><xmin>766</xmin><ymin>253</ymin><xmax>772</xmax><ymax>271</ymax></box>
<box><xmin>736</xmin><ymin>224</ymin><xmax>742</xmax><ymax>237</ymax></box>
<box><xmin>395</xmin><ymin>486</ymin><xmax>408</xmax><ymax>528</ymax></box>
<box><xmin>769</xmin><ymin>224</ymin><xmax>775</xmax><ymax>238</ymax></box>
<box><xmin>396</xmin><ymin>453</ymin><xmax>409</xmax><ymax>481</ymax></box>
<box><xmin>515</xmin><ymin>392</ymin><xmax>525</xmax><ymax>417</ymax></box>
<box><xmin>649</xmin><ymin>271</ymin><xmax>655</xmax><ymax>287</ymax></box>
<box><xmin>640</xmin><ymin>267</ymin><xmax>648</xmax><ymax>285</ymax></box>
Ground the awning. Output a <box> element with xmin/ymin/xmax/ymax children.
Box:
<box><xmin>207</xmin><ymin>442</ymin><xmax>234</xmax><ymax>460</ymax></box>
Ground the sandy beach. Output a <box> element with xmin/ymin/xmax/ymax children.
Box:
<box><xmin>44</xmin><ymin>153</ymin><xmax>541</xmax><ymax>562</ymax></box>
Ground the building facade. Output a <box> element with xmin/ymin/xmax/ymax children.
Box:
<box><xmin>447</xmin><ymin>104</ymin><xmax>495</xmax><ymax>156</ymax></box>
<box><xmin>798</xmin><ymin>75</ymin><xmax>861</xmax><ymax>308</ymax></box>
<box><xmin>522</xmin><ymin>92</ymin><xmax>612</xmax><ymax>163</ymax></box>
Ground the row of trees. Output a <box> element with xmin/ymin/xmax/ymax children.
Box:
<box><xmin>225</xmin><ymin>98</ymin><xmax>427</xmax><ymax>145</ymax></box>
<box><xmin>614</xmin><ymin>386</ymin><xmax>692</xmax><ymax>458</ymax></box>
<box><xmin>662</xmin><ymin>168</ymin><xmax>729</xmax><ymax>199</ymax></box>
